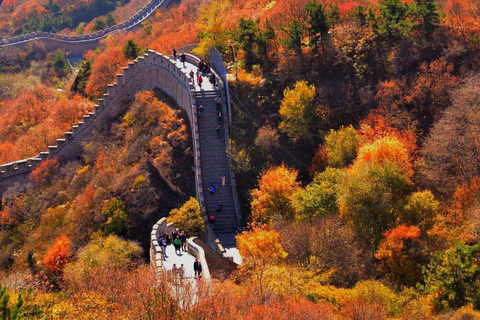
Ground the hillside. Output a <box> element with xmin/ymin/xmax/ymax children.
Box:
<box><xmin>1</xmin><ymin>0</ymin><xmax>480</xmax><ymax>318</ymax></box>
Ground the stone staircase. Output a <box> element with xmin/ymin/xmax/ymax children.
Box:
<box><xmin>195</xmin><ymin>90</ymin><xmax>238</xmax><ymax>247</ymax></box>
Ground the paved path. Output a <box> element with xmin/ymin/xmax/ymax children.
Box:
<box><xmin>161</xmin><ymin>244</ymin><xmax>197</xmax><ymax>279</ymax></box>
<box><xmin>170</xmin><ymin>57</ymin><xmax>241</xmax><ymax>263</ymax></box>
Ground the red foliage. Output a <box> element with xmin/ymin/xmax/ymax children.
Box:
<box><xmin>30</xmin><ymin>158</ymin><xmax>60</xmax><ymax>185</ymax></box>
<box><xmin>309</xmin><ymin>145</ymin><xmax>328</xmax><ymax>178</ymax></box>
<box><xmin>42</xmin><ymin>234</ymin><xmax>71</xmax><ymax>276</ymax></box>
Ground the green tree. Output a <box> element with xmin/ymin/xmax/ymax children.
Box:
<box><xmin>306</xmin><ymin>0</ymin><xmax>329</xmax><ymax>54</ymax></box>
<box><xmin>236</xmin><ymin>18</ymin><xmax>259</xmax><ymax>71</ymax></box>
<box><xmin>377</xmin><ymin>0</ymin><xmax>413</xmax><ymax>39</ymax></box>
<box><xmin>71</xmin><ymin>60</ymin><xmax>91</xmax><ymax>97</ymax></box>
<box><xmin>105</xmin><ymin>13</ymin><xmax>116</xmax><ymax>27</ymax></box>
<box><xmin>101</xmin><ymin>197</ymin><xmax>131</xmax><ymax>235</ymax></box>
<box><xmin>293</xmin><ymin>168</ymin><xmax>344</xmax><ymax>218</ymax></box>
<box><xmin>423</xmin><ymin>242</ymin><xmax>480</xmax><ymax>312</ymax></box>
<box><xmin>279</xmin><ymin>80</ymin><xmax>316</xmax><ymax>143</ymax></box>
<box><xmin>123</xmin><ymin>39</ymin><xmax>140</xmax><ymax>60</ymax></box>
<box><xmin>167</xmin><ymin>197</ymin><xmax>205</xmax><ymax>236</ymax></box>
<box><xmin>50</xmin><ymin>49</ymin><xmax>71</xmax><ymax>78</ymax></box>
<box><xmin>401</xmin><ymin>190</ymin><xmax>439</xmax><ymax>232</ymax></box>
<box><xmin>93</xmin><ymin>18</ymin><xmax>106</xmax><ymax>31</ymax></box>
<box><xmin>283</xmin><ymin>19</ymin><xmax>304</xmax><ymax>57</ymax></box>
<box><xmin>0</xmin><ymin>284</ymin><xmax>23</xmax><ymax>320</ymax></box>
<box><xmin>324</xmin><ymin>125</ymin><xmax>359</xmax><ymax>168</ymax></box>
<box><xmin>410</xmin><ymin>0</ymin><xmax>443</xmax><ymax>39</ymax></box>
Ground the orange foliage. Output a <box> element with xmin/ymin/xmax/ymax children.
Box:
<box><xmin>30</xmin><ymin>158</ymin><xmax>60</xmax><ymax>185</ymax></box>
<box><xmin>42</xmin><ymin>234</ymin><xmax>71</xmax><ymax>276</ymax></box>
<box><xmin>244</xmin><ymin>297</ymin><xmax>336</xmax><ymax>320</ymax></box>
<box><xmin>0</xmin><ymin>86</ymin><xmax>93</xmax><ymax>162</ymax></box>
<box><xmin>85</xmin><ymin>44</ymin><xmax>126</xmax><ymax>98</ymax></box>
<box><xmin>375</xmin><ymin>225</ymin><xmax>423</xmax><ymax>285</ymax></box>
<box><xmin>251</xmin><ymin>164</ymin><xmax>300</xmax><ymax>223</ymax></box>
<box><xmin>354</xmin><ymin>135</ymin><xmax>414</xmax><ymax>181</ymax></box>
<box><xmin>359</xmin><ymin>112</ymin><xmax>417</xmax><ymax>154</ymax></box>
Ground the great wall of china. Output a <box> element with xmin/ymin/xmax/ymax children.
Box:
<box><xmin>0</xmin><ymin>0</ymin><xmax>173</xmax><ymax>56</ymax></box>
<box><xmin>0</xmin><ymin>0</ymin><xmax>242</xmax><ymax>268</ymax></box>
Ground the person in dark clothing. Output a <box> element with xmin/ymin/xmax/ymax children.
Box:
<box><xmin>218</xmin><ymin>111</ymin><xmax>222</xmax><ymax>122</ymax></box>
<box><xmin>173</xmin><ymin>48</ymin><xmax>176</xmax><ymax>60</ymax></box>
<box><xmin>215</xmin><ymin>96</ymin><xmax>222</xmax><ymax>111</ymax></box>
<box><xmin>171</xmin><ymin>229</ymin><xmax>178</xmax><ymax>242</ymax></box>
<box><xmin>180</xmin><ymin>231</ymin><xmax>187</xmax><ymax>252</ymax></box>
<box><xmin>216</xmin><ymin>126</ymin><xmax>222</xmax><ymax>138</ymax></box>
<box><xmin>193</xmin><ymin>259</ymin><xmax>199</xmax><ymax>277</ymax></box>
<box><xmin>181</xmin><ymin>53</ymin><xmax>186</xmax><ymax>66</ymax></box>
<box><xmin>210</xmin><ymin>73</ymin><xmax>216</xmax><ymax>87</ymax></box>
<box><xmin>198</xmin><ymin>105</ymin><xmax>204</xmax><ymax>116</ymax></box>
<box><xmin>197</xmin><ymin>261</ymin><xmax>202</xmax><ymax>278</ymax></box>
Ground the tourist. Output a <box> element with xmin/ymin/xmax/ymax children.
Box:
<box><xmin>198</xmin><ymin>75</ymin><xmax>203</xmax><ymax>89</ymax></box>
<box><xmin>174</xmin><ymin>236</ymin><xmax>182</xmax><ymax>255</ymax></box>
<box><xmin>179</xmin><ymin>264</ymin><xmax>185</xmax><ymax>279</ymax></box>
<box><xmin>193</xmin><ymin>259</ymin><xmax>199</xmax><ymax>277</ymax></box>
<box><xmin>180</xmin><ymin>231</ymin><xmax>187</xmax><ymax>252</ymax></box>
<box><xmin>172</xmin><ymin>263</ymin><xmax>178</xmax><ymax>275</ymax></box>
<box><xmin>209</xmin><ymin>185</ymin><xmax>215</xmax><ymax>194</ymax></box>
<box><xmin>215</xmin><ymin>96</ymin><xmax>222</xmax><ymax>111</ymax></box>
<box><xmin>209</xmin><ymin>214</ymin><xmax>215</xmax><ymax>227</ymax></box>
<box><xmin>198</xmin><ymin>105</ymin><xmax>204</xmax><ymax>116</ymax></box>
<box><xmin>221</xmin><ymin>174</ymin><xmax>226</xmax><ymax>186</ymax></box>
<box><xmin>173</xmin><ymin>48</ymin><xmax>176</xmax><ymax>60</ymax></box>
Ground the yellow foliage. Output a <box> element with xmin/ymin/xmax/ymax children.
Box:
<box><xmin>75</xmin><ymin>165</ymin><xmax>90</xmax><ymax>175</ymax></box>
<box><xmin>279</xmin><ymin>80</ymin><xmax>316</xmax><ymax>142</ymax></box>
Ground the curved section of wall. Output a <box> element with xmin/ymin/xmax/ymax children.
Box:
<box><xmin>0</xmin><ymin>50</ymin><xmax>197</xmax><ymax>194</ymax></box>
<box><xmin>0</xmin><ymin>0</ymin><xmax>174</xmax><ymax>56</ymax></box>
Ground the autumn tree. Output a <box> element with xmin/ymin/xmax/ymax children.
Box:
<box><xmin>63</xmin><ymin>235</ymin><xmax>142</xmax><ymax>291</ymax></box>
<box><xmin>423</xmin><ymin>242</ymin><xmax>480</xmax><ymax>312</ymax></box>
<box><xmin>405</xmin><ymin>58</ymin><xmax>456</xmax><ymax>132</ymax></box>
<box><xmin>194</xmin><ymin>0</ymin><xmax>231</xmax><ymax>56</ymax></box>
<box><xmin>339</xmin><ymin>135</ymin><xmax>414</xmax><ymax>245</ymax></box>
<box><xmin>251</xmin><ymin>164</ymin><xmax>300</xmax><ymax>223</ymax></box>
<box><xmin>236</xmin><ymin>223</ymin><xmax>287</xmax><ymax>294</ymax></box>
<box><xmin>30</xmin><ymin>158</ymin><xmax>60</xmax><ymax>186</ymax></box>
<box><xmin>375</xmin><ymin>225</ymin><xmax>425</xmax><ymax>286</ymax></box>
<box><xmin>42</xmin><ymin>234</ymin><xmax>71</xmax><ymax>277</ymax></box>
<box><xmin>167</xmin><ymin>197</ymin><xmax>204</xmax><ymax>236</ymax></box>
<box><xmin>401</xmin><ymin>190</ymin><xmax>439</xmax><ymax>232</ymax></box>
<box><xmin>279</xmin><ymin>80</ymin><xmax>316</xmax><ymax>143</ymax></box>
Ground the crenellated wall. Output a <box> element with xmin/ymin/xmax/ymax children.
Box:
<box><xmin>0</xmin><ymin>0</ymin><xmax>174</xmax><ymax>56</ymax></box>
<box><xmin>0</xmin><ymin>49</ymin><xmax>197</xmax><ymax>196</ymax></box>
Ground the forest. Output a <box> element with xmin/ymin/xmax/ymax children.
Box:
<box><xmin>1</xmin><ymin>0</ymin><xmax>480</xmax><ymax>318</ymax></box>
